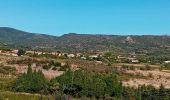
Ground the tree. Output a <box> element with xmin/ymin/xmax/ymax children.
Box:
<box><xmin>17</xmin><ymin>49</ymin><xmax>26</xmax><ymax>56</ymax></box>
<box><xmin>56</xmin><ymin>69</ymin><xmax>73</xmax><ymax>91</ymax></box>
<box><xmin>55</xmin><ymin>69</ymin><xmax>123</xmax><ymax>99</ymax></box>
<box><xmin>27</xmin><ymin>63</ymin><xmax>32</xmax><ymax>76</ymax></box>
<box><xmin>12</xmin><ymin>64</ymin><xmax>48</xmax><ymax>93</ymax></box>
<box><xmin>159</xmin><ymin>84</ymin><xmax>167</xmax><ymax>99</ymax></box>
<box><xmin>91</xmin><ymin>75</ymin><xmax>106</xmax><ymax>99</ymax></box>
<box><xmin>105</xmin><ymin>73</ymin><xmax>122</xmax><ymax>98</ymax></box>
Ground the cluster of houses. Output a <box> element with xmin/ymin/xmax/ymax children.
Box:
<box><xmin>1</xmin><ymin>49</ymin><xmax>170</xmax><ymax>64</ymax></box>
<box><xmin>117</xmin><ymin>55</ymin><xmax>139</xmax><ymax>63</ymax></box>
<box><xmin>26</xmin><ymin>51</ymin><xmax>82</xmax><ymax>58</ymax></box>
<box><xmin>164</xmin><ymin>61</ymin><xmax>170</xmax><ymax>63</ymax></box>
<box><xmin>26</xmin><ymin>50</ymin><xmax>104</xmax><ymax>59</ymax></box>
<box><xmin>0</xmin><ymin>48</ymin><xmax>144</xmax><ymax>64</ymax></box>
<box><xmin>0</xmin><ymin>49</ymin><xmax>103</xmax><ymax>61</ymax></box>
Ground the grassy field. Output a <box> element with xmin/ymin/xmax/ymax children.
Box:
<box><xmin>0</xmin><ymin>91</ymin><xmax>54</xmax><ymax>100</ymax></box>
<box><xmin>0</xmin><ymin>77</ymin><xmax>54</xmax><ymax>100</ymax></box>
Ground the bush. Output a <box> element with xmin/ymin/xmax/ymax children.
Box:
<box><xmin>12</xmin><ymin>64</ymin><xmax>48</xmax><ymax>94</ymax></box>
<box><xmin>52</xmin><ymin>67</ymin><xmax>57</xmax><ymax>70</ymax></box>
<box><xmin>42</xmin><ymin>64</ymin><xmax>51</xmax><ymax>70</ymax></box>
<box><xmin>55</xmin><ymin>69</ymin><xmax>122</xmax><ymax>99</ymax></box>
<box><xmin>17</xmin><ymin>49</ymin><xmax>26</xmax><ymax>56</ymax></box>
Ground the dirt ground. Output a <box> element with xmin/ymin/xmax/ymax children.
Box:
<box><xmin>1</xmin><ymin>55</ymin><xmax>170</xmax><ymax>88</ymax></box>
<box><xmin>122</xmin><ymin>69</ymin><xmax>170</xmax><ymax>88</ymax></box>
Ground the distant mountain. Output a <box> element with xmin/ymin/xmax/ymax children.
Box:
<box><xmin>0</xmin><ymin>27</ymin><xmax>58</xmax><ymax>48</ymax></box>
<box><xmin>0</xmin><ymin>27</ymin><xmax>170</xmax><ymax>54</ymax></box>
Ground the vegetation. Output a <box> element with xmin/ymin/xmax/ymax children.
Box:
<box><xmin>0</xmin><ymin>91</ymin><xmax>53</xmax><ymax>100</ymax></box>
<box><xmin>1</xmin><ymin>27</ymin><xmax>170</xmax><ymax>99</ymax></box>
<box><xmin>0</xmin><ymin>64</ymin><xmax>16</xmax><ymax>75</ymax></box>
<box><xmin>123</xmin><ymin>84</ymin><xmax>170</xmax><ymax>100</ymax></box>
<box><xmin>1</xmin><ymin>60</ymin><xmax>170</xmax><ymax>99</ymax></box>
<box><xmin>54</xmin><ymin>69</ymin><xmax>122</xmax><ymax>99</ymax></box>
<box><xmin>1</xmin><ymin>27</ymin><xmax>170</xmax><ymax>53</ymax></box>
<box><xmin>17</xmin><ymin>49</ymin><xmax>26</xmax><ymax>56</ymax></box>
<box><xmin>12</xmin><ymin>64</ymin><xmax>48</xmax><ymax>94</ymax></box>
<box><xmin>163</xmin><ymin>63</ymin><xmax>170</xmax><ymax>69</ymax></box>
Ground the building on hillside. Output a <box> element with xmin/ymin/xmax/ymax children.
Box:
<box><xmin>81</xmin><ymin>57</ymin><xmax>86</xmax><ymax>60</ymax></box>
<box><xmin>131</xmin><ymin>59</ymin><xmax>139</xmax><ymax>63</ymax></box>
<box><xmin>128</xmin><ymin>57</ymin><xmax>139</xmax><ymax>63</ymax></box>
<box><xmin>89</xmin><ymin>55</ymin><xmax>98</xmax><ymax>59</ymax></box>
<box><xmin>164</xmin><ymin>61</ymin><xmax>170</xmax><ymax>63</ymax></box>
<box><xmin>76</xmin><ymin>53</ymin><xmax>82</xmax><ymax>57</ymax></box>
<box><xmin>67</xmin><ymin>54</ymin><xmax>75</xmax><ymax>58</ymax></box>
<box><xmin>51</xmin><ymin>52</ymin><xmax>59</xmax><ymax>56</ymax></box>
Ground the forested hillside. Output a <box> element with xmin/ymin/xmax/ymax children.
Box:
<box><xmin>0</xmin><ymin>27</ymin><xmax>170</xmax><ymax>54</ymax></box>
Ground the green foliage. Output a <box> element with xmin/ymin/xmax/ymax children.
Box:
<box><xmin>123</xmin><ymin>85</ymin><xmax>170</xmax><ymax>100</ymax></box>
<box><xmin>0</xmin><ymin>91</ymin><xmax>53</xmax><ymax>100</ymax></box>
<box><xmin>104</xmin><ymin>73</ymin><xmax>122</xmax><ymax>98</ymax></box>
<box><xmin>17</xmin><ymin>49</ymin><xmax>26</xmax><ymax>56</ymax></box>
<box><xmin>91</xmin><ymin>74</ymin><xmax>106</xmax><ymax>98</ymax></box>
<box><xmin>42</xmin><ymin>64</ymin><xmax>52</xmax><ymax>70</ymax></box>
<box><xmin>1</xmin><ymin>27</ymin><xmax>170</xmax><ymax>53</ymax></box>
<box><xmin>0</xmin><ymin>77</ymin><xmax>14</xmax><ymax>91</ymax></box>
<box><xmin>0</xmin><ymin>47</ymin><xmax>11</xmax><ymax>52</ymax></box>
<box><xmin>59</xmin><ymin>64</ymin><xmax>70</xmax><ymax>71</ymax></box>
<box><xmin>55</xmin><ymin>69</ymin><xmax>122</xmax><ymax>99</ymax></box>
<box><xmin>12</xmin><ymin>64</ymin><xmax>48</xmax><ymax>94</ymax></box>
<box><xmin>163</xmin><ymin>63</ymin><xmax>170</xmax><ymax>69</ymax></box>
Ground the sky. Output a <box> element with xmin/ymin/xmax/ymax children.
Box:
<box><xmin>0</xmin><ymin>0</ymin><xmax>170</xmax><ymax>36</ymax></box>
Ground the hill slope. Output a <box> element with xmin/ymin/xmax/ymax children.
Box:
<box><xmin>0</xmin><ymin>27</ymin><xmax>58</xmax><ymax>48</ymax></box>
<box><xmin>0</xmin><ymin>27</ymin><xmax>170</xmax><ymax>54</ymax></box>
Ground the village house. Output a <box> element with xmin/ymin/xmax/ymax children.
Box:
<box><xmin>131</xmin><ymin>59</ymin><xmax>139</xmax><ymax>63</ymax></box>
<box><xmin>128</xmin><ymin>57</ymin><xmax>139</xmax><ymax>63</ymax></box>
<box><xmin>81</xmin><ymin>56</ymin><xmax>86</xmax><ymax>60</ymax></box>
<box><xmin>67</xmin><ymin>54</ymin><xmax>75</xmax><ymax>58</ymax></box>
<box><xmin>89</xmin><ymin>55</ymin><xmax>98</xmax><ymax>59</ymax></box>
<box><xmin>76</xmin><ymin>53</ymin><xmax>82</xmax><ymax>57</ymax></box>
<box><xmin>164</xmin><ymin>61</ymin><xmax>170</xmax><ymax>63</ymax></box>
<box><xmin>51</xmin><ymin>52</ymin><xmax>59</xmax><ymax>56</ymax></box>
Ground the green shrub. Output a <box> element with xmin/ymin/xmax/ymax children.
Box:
<box><xmin>12</xmin><ymin>64</ymin><xmax>48</xmax><ymax>94</ymax></box>
<box><xmin>42</xmin><ymin>64</ymin><xmax>51</xmax><ymax>70</ymax></box>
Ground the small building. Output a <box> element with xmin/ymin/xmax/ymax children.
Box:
<box><xmin>68</xmin><ymin>54</ymin><xmax>75</xmax><ymax>58</ymax></box>
<box><xmin>76</xmin><ymin>53</ymin><xmax>82</xmax><ymax>57</ymax></box>
<box><xmin>131</xmin><ymin>59</ymin><xmax>139</xmax><ymax>63</ymax></box>
<box><xmin>81</xmin><ymin>57</ymin><xmax>86</xmax><ymax>60</ymax></box>
<box><xmin>89</xmin><ymin>55</ymin><xmax>98</xmax><ymax>59</ymax></box>
<box><xmin>164</xmin><ymin>61</ymin><xmax>170</xmax><ymax>63</ymax></box>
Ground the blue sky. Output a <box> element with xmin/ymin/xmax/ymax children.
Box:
<box><xmin>0</xmin><ymin>0</ymin><xmax>170</xmax><ymax>36</ymax></box>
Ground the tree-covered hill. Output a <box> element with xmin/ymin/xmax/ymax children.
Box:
<box><xmin>0</xmin><ymin>27</ymin><xmax>170</xmax><ymax>54</ymax></box>
<box><xmin>0</xmin><ymin>27</ymin><xmax>58</xmax><ymax>48</ymax></box>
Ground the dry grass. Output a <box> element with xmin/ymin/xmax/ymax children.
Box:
<box><xmin>122</xmin><ymin>69</ymin><xmax>170</xmax><ymax>88</ymax></box>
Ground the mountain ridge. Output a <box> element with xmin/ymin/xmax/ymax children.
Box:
<box><xmin>0</xmin><ymin>27</ymin><xmax>170</xmax><ymax>53</ymax></box>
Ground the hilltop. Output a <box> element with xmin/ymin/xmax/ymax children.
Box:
<box><xmin>0</xmin><ymin>27</ymin><xmax>170</xmax><ymax>54</ymax></box>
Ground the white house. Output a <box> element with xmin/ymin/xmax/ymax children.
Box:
<box><xmin>68</xmin><ymin>54</ymin><xmax>75</xmax><ymax>58</ymax></box>
<box><xmin>164</xmin><ymin>61</ymin><xmax>170</xmax><ymax>63</ymax></box>
<box><xmin>89</xmin><ymin>55</ymin><xmax>98</xmax><ymax>59</ymax></box>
